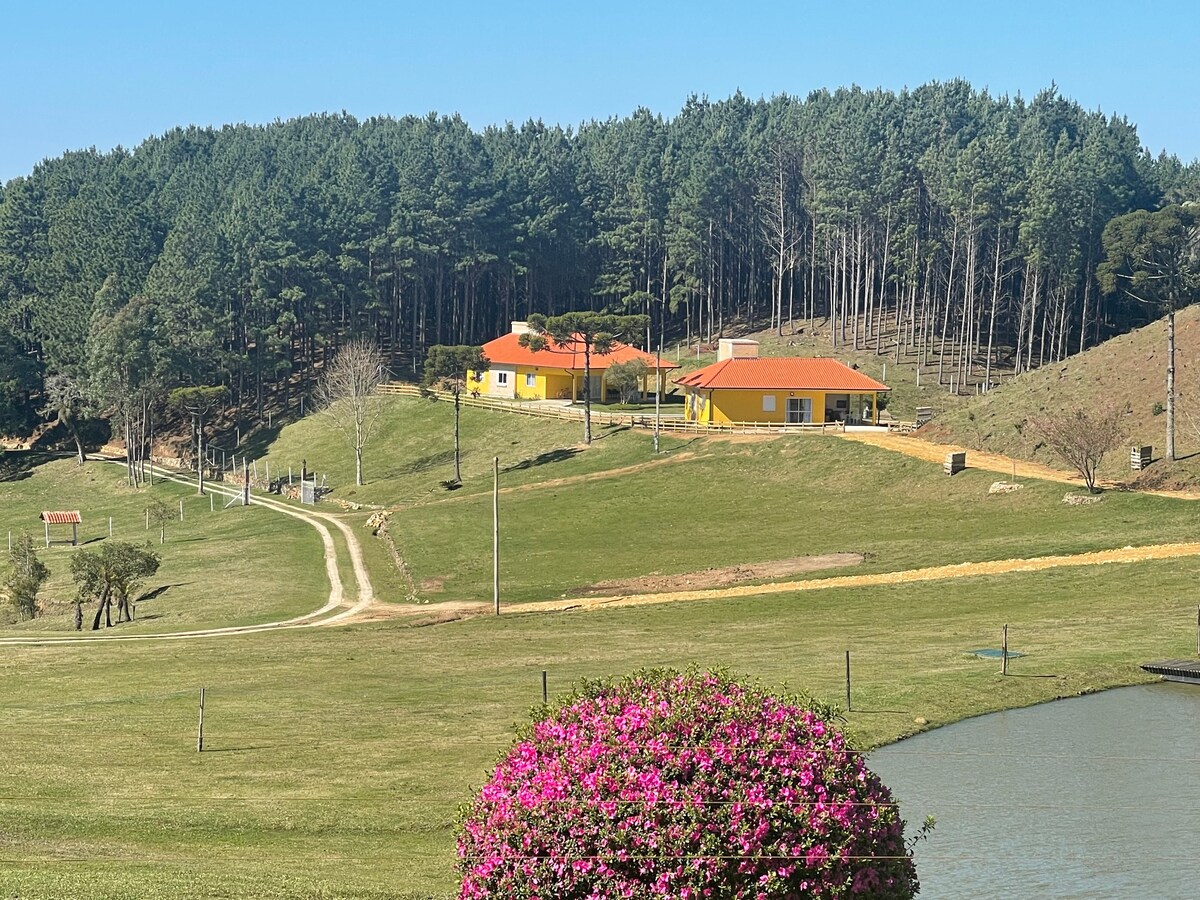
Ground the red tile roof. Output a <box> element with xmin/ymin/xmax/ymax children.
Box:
<box><xmin>481</xmin><ymin>332</ymin><xmax>679</xmax><ymax>371</ymax></box>
<box><xmin>40</xmin><ymin>511</ymin><xmax>82</xmax><ymax>524</ymax></box>
<box><xmin>675</xmin><ymin>358</ymin><xmax>889</xmax><ymax>392</ymax></box>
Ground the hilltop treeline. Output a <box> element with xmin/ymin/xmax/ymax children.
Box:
<box><xmin>1</xmin><ymin>81</ymin><xmax>1197</xmax><ymax>427</ymax></box>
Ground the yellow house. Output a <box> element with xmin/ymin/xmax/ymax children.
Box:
<box><xmin>467</xmin><ymin>322</ymin><xmax>679</xmax><ymax>402</ymax></box>
<box><xmin>676</xmin><ymin>339</ymin><xmax>889</xmax><ymax>425</ymax></box>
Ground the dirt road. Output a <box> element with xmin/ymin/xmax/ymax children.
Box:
<box><xmin>838</xmin><ymin>430</ymin><xmax>1088</xmax><ymax>485</ymax></box>
<box><xmin>0</xmin><ymin>462</ymin><xmax>375</xmax><ymax>646</ymax></box>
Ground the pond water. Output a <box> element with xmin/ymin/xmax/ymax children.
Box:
<box><xmin>869</xmin><ymin>683</ymin><xmax>1200</xmax><ymax>899</ymax></box>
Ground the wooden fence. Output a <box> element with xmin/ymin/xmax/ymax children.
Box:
<box><xmin>378</xmin><ymin>382</ymin><xmax>855</xmax><ymax>435</ymax></box>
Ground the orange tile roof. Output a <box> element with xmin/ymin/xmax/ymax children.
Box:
<box><xmin>40</xmin><ymin>511</ymin><xmax>82</xmax><ymax>524</ymax></box>
<box><xmin>481</xmin><ymin>332</ymin><xmax>680</xmax><ymax>371</ymax></box>
<box><xmin>675</xmin><ymin>358</ymin><xmax>889</xmax><ymax>392</ymax></box>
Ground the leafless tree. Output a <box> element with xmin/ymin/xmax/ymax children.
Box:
<box><xmin>1028</xmin><ymin>405</ymin><xmax>1126</xmax><ymax>493</ymax></box>
<box><xmin>314</xmin><ymin>340</ymin><xmax>386</xmax><ymax>486</ymax></box>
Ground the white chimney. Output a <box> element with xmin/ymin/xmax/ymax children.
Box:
<box><xmin>511</xmin><ymin>321</ymin><xmax>533</xmax><ymax>336</ymax></box>
<box><xmin>717</xmin><ymin>339</ymin><xmax>759</xmax><ymax>361</ymax></box>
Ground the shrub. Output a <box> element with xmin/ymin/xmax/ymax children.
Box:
<box><xmin>456</xmin><ymin>669</ymin><xmax>919</xmax><ymax>898</ymax></box>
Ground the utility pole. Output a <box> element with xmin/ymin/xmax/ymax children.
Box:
<box><xmin>654</xmin><ymin>302</ymin><xmax>664</xmax><ymax>454</ymax></box>
<box><xmin>493</xmin><ymin>456</ymin><xmax>500</xmax><ymax>615</ymax></box>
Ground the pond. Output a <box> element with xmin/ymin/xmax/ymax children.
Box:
<box><xmin>869</xmin><ymin>683</ymin><xmax>1200</xmax><ymax>899</ymax></box>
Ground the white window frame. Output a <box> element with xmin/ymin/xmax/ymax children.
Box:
<box><xmin>762</xmin><ymin>395</ymin><xmax>776</xmax><ymax>413</ymax></box>
<box><xmin>525</xmin><ymin>373</ymin><xmax>537</xmax><ymax>388</ymax></box>
<box><xmin>495</xmin><ymin>371</ymin><xmax>509</xmax><ymax>386</ymax></box>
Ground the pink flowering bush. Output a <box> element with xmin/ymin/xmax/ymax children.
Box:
<box><xmin>457</xmin><ymin>669</ymin><xmax>919</xmax><ymax>898</ymax></box>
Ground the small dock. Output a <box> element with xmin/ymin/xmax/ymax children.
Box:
<box><xmin>1140</xmin><ymin>660</ymin><xmax>1200</xmax><ymax>685</ymax></box>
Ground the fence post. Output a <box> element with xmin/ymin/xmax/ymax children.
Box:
<box><xmin>197</xmin><ymin>687</ymin><xmax>205</xmax><ymax>752</ymax></box>
<box><xmin>845</xmin><ymin>650</ymin><xmax>852</xmax><ymax>712</ymax></box>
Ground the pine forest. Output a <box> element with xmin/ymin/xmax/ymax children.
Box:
<box><xmin>2</xmin><ymin>81</ymin><xmax>1198</xmax><ymax>435</ymax></box>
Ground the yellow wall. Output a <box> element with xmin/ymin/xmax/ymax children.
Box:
<box><xmin>470</xmin><ymin>364</ymin><xmax>674</xmax><ymax>403</ymax></box>
<box><xmin>708</xmin><ymin>390</ymin><xmax>825</xmax><ymax>425</ymax></box>
<box><xmin>683</xmin><ymin>388</ymin><xmax>883</xmax><ymax>425</ymax></box>
<box><xmin>511</xmin><ymin>367</ymin><xmax>578</xmax><ymax>400</ymax></box>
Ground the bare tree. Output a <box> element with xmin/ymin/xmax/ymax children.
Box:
<box><xmin>1028</xmin><ymin>406</ymin><xmax>1126</xmax><ymax>493</ymax></box>
<box><xmin>314</xmin><ymin>340</ymin><xmax>386</xmax><ymax>486</ymax></box>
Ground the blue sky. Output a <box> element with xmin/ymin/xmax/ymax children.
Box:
<box><xmin>3</xmin><ymin>0</ymin><xmax>1197</xmax><ymax>183</ymax></box>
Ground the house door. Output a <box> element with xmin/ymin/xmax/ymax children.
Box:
<box><xmin>786</xmin><ymin>398</ymin><xmax>811</xmax><ymax>424</ymax></box>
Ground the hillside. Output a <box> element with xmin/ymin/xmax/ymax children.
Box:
<box><xmin>917</xmin><ymin>304</ymin><xmax>1200</xmax><ymax>486</ymax></box>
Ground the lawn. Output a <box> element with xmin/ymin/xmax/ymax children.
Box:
<box><xmin>0</xmin><ymin>557</ymin><xmax>1194</xmax><ymax>898</ymax></box>
<box><xmin>389</xmin><ymin>430</ymin><xmax>1200</xmax><ymax>605</ymax></box>
<box><xmin>260</xmin><ymin>396</ymin><xmax>686</xmax><ymax>510</ymax></box>
<box><xmin>0</xmin><ymin>456</ymin><xmax>329</xmax><ymax>633</ymax></box>
<box><xmin>5</xmin><ymin>405</ymin><xmax>1200</xmax><ymax>898</ymax></box>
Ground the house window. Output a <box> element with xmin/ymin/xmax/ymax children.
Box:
<box><xmin>495</xmin><ymin>371</ymin><xmax>509</xmax><ymax>386</ymax></box>
<box><xmin>762</xmin><ymin>395</ymin><xmax>776</xmax><ymax>413</ymax></box>
<box><xmin>525</xmin><ymin>373</ymin><xmax>536</xmax><ymax>388</ymax></box>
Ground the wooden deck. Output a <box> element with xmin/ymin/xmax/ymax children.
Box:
<box><xmin>1140</xmin><ymin>659</ymin><xmax>1200</xmax><ymax>685</ymax></box>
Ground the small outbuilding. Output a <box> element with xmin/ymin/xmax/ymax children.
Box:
<box><xmin>40</xmin><ymin>510</ymin><xmax>82</xmax><ymax>547</ymax></box>
<box><xmin>676</xmin><ymin>340</ymin><xmax>889</xmax><ymax>426</ymax></box>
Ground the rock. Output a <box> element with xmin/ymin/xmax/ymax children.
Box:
<box><xmin>1062</xmin><ymin>493</ymin><xmax>1103</xmax><ymax>505</ymax></box>
<box><xmin>914</xmin><ymin>717</ymin><xmax>928</xmax><ymax>726</ymax></box>
<box><xmin>988</xmin><ymin>481</ymin><xmax>1023</xmax><ymax>494</ymax></box>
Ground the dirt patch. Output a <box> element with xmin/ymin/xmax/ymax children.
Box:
<box><xmin>419</xmin><ymin>577</ymin><xmax>445</xmax><ymax>593</ymax></box>
<box><xmin>568</xmin><ymin>552</ymin><xmax>864</xmax><ymax>597</ymax></box>
<box><xmin>338</xmin><ymin>599</ymin><xmax>487</xmax><ymax>626</ymax></box>
<box><xmin>501</xmin><ymin>540</ymin><xmax>1200</xmax><ymax>617</ymax></box>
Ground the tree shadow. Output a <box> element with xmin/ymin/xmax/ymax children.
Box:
<box><xmin>1002</xmin><ymin>673</ymin><xmax>1062</xmax><ymax>679</ymax></box>
<box><xmin>591</xmin><ymin>425</ymin><xmax>631</xmax><ymax>441</ymax></box>
<box><xmin>395</xmin><ymin>449</ymin><xmax>456</xmax><ymax>475</ymax></box>
<box><xmin>233</xmin><ymin>422</ymin><xmax>284</xmax><ymax>460</ymax></box>
<box><xmin>138</xmin><ymin>583</ymin><xmax>186</xmax><ymax>603</ymax></box>
<box><xmin>0</xmin><ymin>450</ymin><xmax>57</xmax><ymax>482</ymax></box>
<box><xmin>503</xmin><ymin>447</ymin><xmax>583</xmax><ymax>473</ymax></box>
<box><xmin>661</xmin><ymin>437</ymin><xmax>703</xmax><ymax>454</ymax></box>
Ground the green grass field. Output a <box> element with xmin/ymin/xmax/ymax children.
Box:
<box><xmin>3</xmin><ymin>400</ymin><xmax>1200</xmax><ymax>898</ymax></box>
<box><xmin>0</xmin><ymin>457</ymin><xmax>328</xmax><ymax>632</ymax></box>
